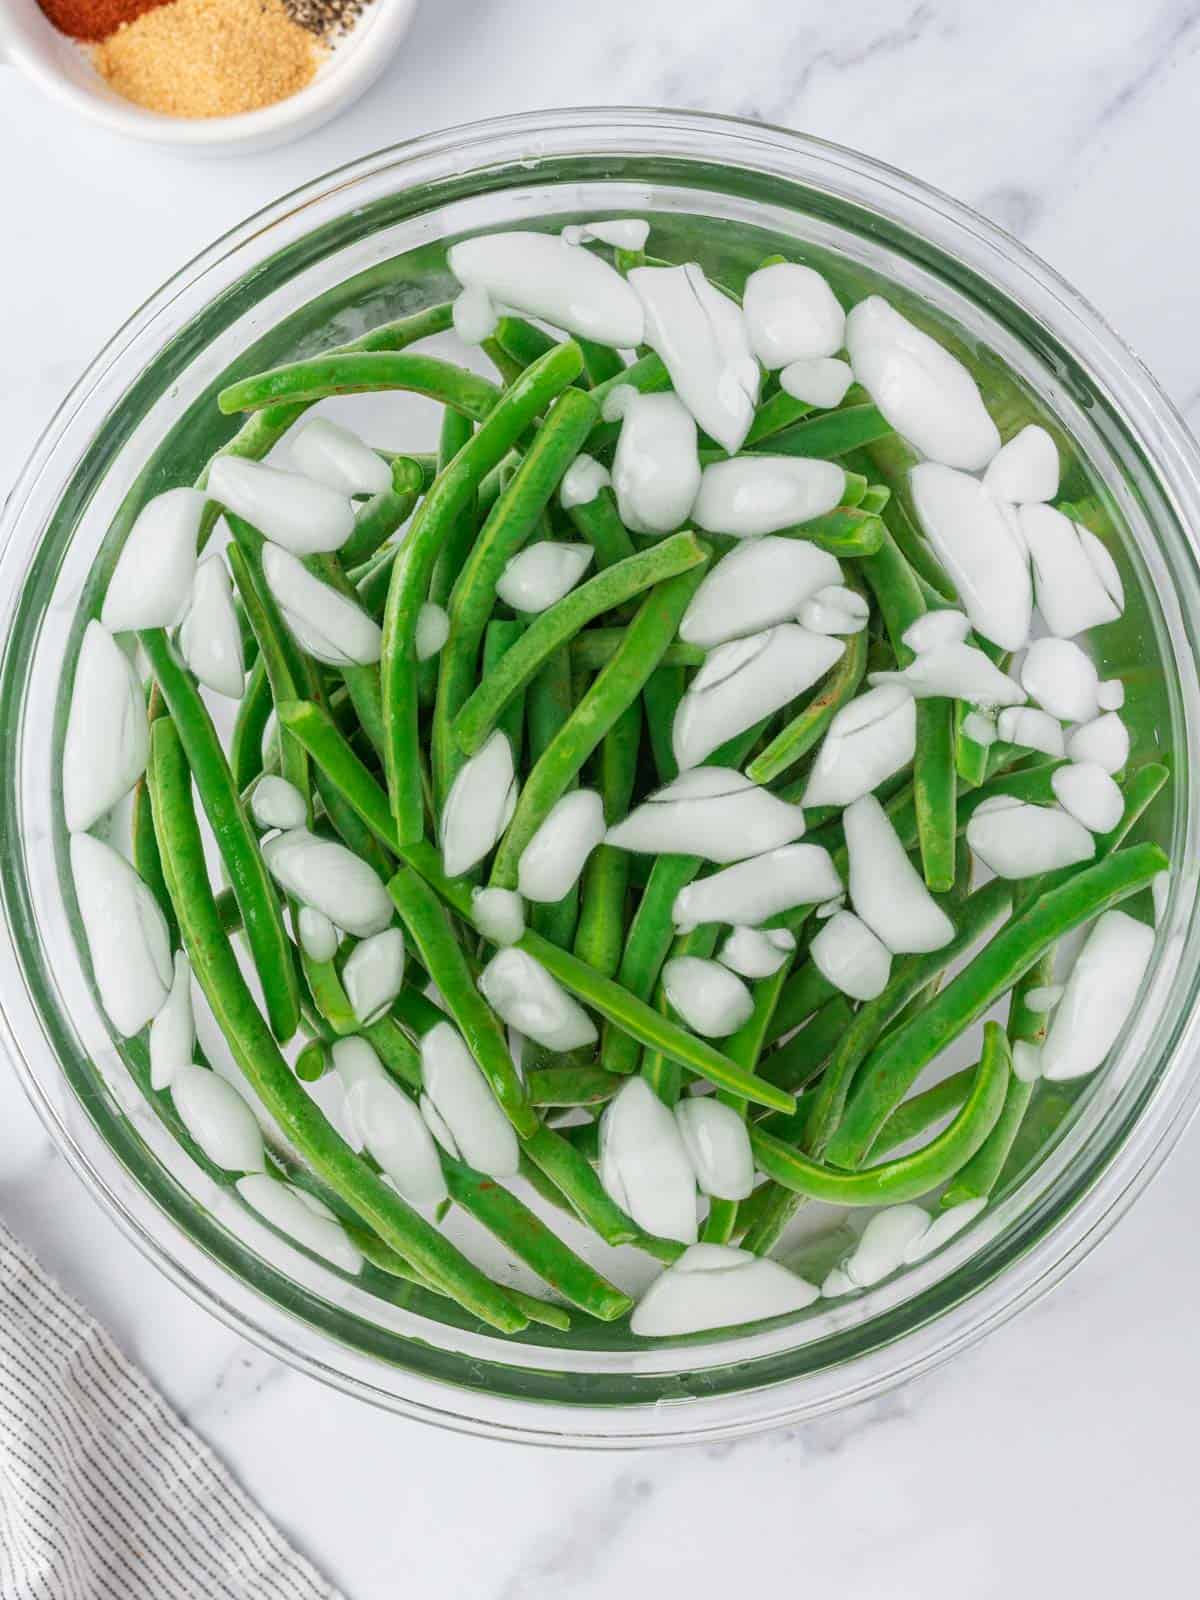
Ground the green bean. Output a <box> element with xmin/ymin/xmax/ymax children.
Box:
<box><xmin>146</xmin><ymin>717</ymin><xmax>527</xmax><ymax>1332</ymax></box>
<box><xmin>386</xmin><ymin>865</ymin><xmax>536</xmax><ymax>1137</ymax></box>
<box><xmin>860</xmin><ymin>521</ymin><xmax>957</xmax><ymax>890</ymax></box>
<box><xmin>226</xmin><ymin>543</ymin><xmax>311</xmax><ymax>806</ymax></box>
<box><xmin>441</xmin><ymin>1156</ymin><xmax>631</xmax><ymax>1320</ymax></box>
<box><xmin>426</xmin><ymin>409</ymin><xmax>477</xmax><ymax>614</ymax></box>
<box><xmin>453</xmin><ymin>532</ymin><xmax>707</xmax><ymax>756</ymax></box>
<box><xmin>700</xmin><ymin>957</ymin><xmax>794</xmax><ymax>1244</ymax></box>
<box><xmin>601</xmin><ymin>854</ymin><xmax>703</xmax><ymax>1075</ymax></box>
<box><xmin>871</xmin><ymin>1065</ymin><xmax>977</xmax><ymax>1156</ymax></box>
<box><xmin>481</xmin><ymin>620</ymin><xmax>527</xmax><ymax>766</ymax></box>
<box><xmin>745</xmin><ymin>389</ymin><xmax>812</xmax><ymax>447</ymax></box>
<box><xmin>641</xmin><ymin>664</ymin><xmax>687</xmax><ymax>784</ymax></box>
<box><xmin>766</xmin><ymin>959</ymin><xmax>840</xmax><ymax>1047</ymax></box>
<box><xmin>565</xmin><ymin>488</ymin><xmax>637</xmax><ymax>570</ymax></box>
<box><xmin>525</xmin><ymin>1067</ymin><xmax>623</xmax><ymax>1106</ymax></box>
<box><xmin>757</xmin><ymin>1054</ymin><xmax>978</xmax><ymax>1182</ymax></box>
<box><xmin>572</xmin><ymin>631</ymin><xmax>704</xmax><ymax>673</ymax></box>
<box><xmin>938</xmin><ymin>764</ymin><xmax>1168</xmax><ymax>1202</ymax></box>
<box><xmin>197</xmin><ymin>303</ymin><xmax>454</xmax><ymax>544</ymax></box>
<box><xmin>743</xmin><ymin>403</ymin><xmax>893</xmax><ymax>460</ymax></box>
<box><xmin>750</xmin><ymin>1022</ymin><xmax>1010</xmax><ymax>1206</ymax></box>
<box><xmin>586</xmin><ymin>353</ymin><xmax>671</xmax><ymax>451</ymax></box>
<box><xmin>434</xmin><ymin>388</ymin><xmax>598</xmax><ymax>803</ymax></box>
<box><xmin>577</xmin><ymin>339</ymin><xmax>625</xmax><ymax>387</ymax></box>
<box><xmin>914</xmin><ymin>698</ymin><xmax>958</xmax><ymax>891</ymax></box>
<box><xmin>130</xmin><ymin>688</ymin><xmax>177</xmax><ymax>944</ymax></box>
<box><xmin>524</xmin><ymin>648</ymin><xmax>581</xmax><ymax>950</ymax></box>
<box><xmin>230</xmin><ymin>656</ymin><xmax>274</xmax><ymax>793</ymax></box>
<box><xmin>519</xmin><ymin>1124</ymin><xmax>683</xmax><ymax>1263</ymax></box>
<box><xmin>218</xmin><ymin>351</ymin><xmax>502</xmax><ymax>422</ymax></box>
<box><xmin>488</xmin><ymin>316</ymin><xmax>563</xmax><ymax>373</ymax></box>
<box><xmin>760</xmin><ymin>993</ymin><xmax>855</xmax><ymax>1092</ymax></box>
<box><xmin>574</xmin><ymin>699</ymin><xmax>641</xmax><ymax>978</ymax></box>
<box><xmin>802</xmin><ymin>877</ymin><xmax>1013</xmax><ymax>1160</ymax></box>
<box><xmin>940</xmin><ymin>956</ymin><xmax>1049</xmax><ymax>1208</ymax></box>
<box><xmin>355</xmin><ymin>1222</ymin><xmax>572</xmax><ymax>1330</ymax></box>
<box><xmin>774</xmin><ymin>507</ymin><xmax>884</xmax><ymax>558</ymax></box>
<box><xmin>351</xmin><ymin>542</ymin><xmax>399</xmax><ymax>622</ymax></box>
<box><xmin>826</xmin><ymin>842</ymin><xmax>1168</xmax><ymax>1169</ymax></box>
<box><xmin>301</xmin><ymin>947</ymin><xmax>357</xmax><ymax>1035</ymax></box>
<box><xmin>139</xmin><ymin>629</ymin><xmax>300</xmax><ymax>1040</ymax></box>
<box><xmin>642</xmin><ymin>924</ymin><xmax>720</xmax><ymax>1104</ymax></box>
<box><xmin>338</xmin><ymin>455</ymin><xmax>426</xmax><ymax>570</ymax></box>
<box><xmin>489</xmin><ymin>561</ymin><xmax>708</xmax><ymax>889</ymax></box>
<box><xmin>746</xmin><ymin>611</ymin><xmax>869</xmax><ymax>783</ymax></box>
<box><xmin>295</xmin><ymin>1037</ymin><xmax>330</xmax><ymax>1082</ymax></box>
<box><xmin>382</xmin><ymin>341</ymin><xmax>584</xmax><ymax>846</ymax></box>
<box><xmin>858</xmin><ymin>436</ymin><xmax>958</xmax><ymax>601</ymax></box>
<box><xmin>363</xmin><ymin>1013</ymin><xmax>424</xmax><ymax>1091</ymax></box>
<box><xmin>303</xmin><ymin>551</ymin><xmax>388</xmax><ymax>758</ymax></box>
<box><xmin>277</xmin><ymin>699</ymin><xmax>400</xmax><ymax>856</ymax></box>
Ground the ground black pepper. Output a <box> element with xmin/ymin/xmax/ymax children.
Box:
<box><xmin>281</xmin><ymin>0</ymin><xmax>373</xmax><ymax>38</ymax></box>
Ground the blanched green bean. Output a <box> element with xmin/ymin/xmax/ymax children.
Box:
<box><xmin>386</xmin><ymin>865</ymin><xmax>536</xmax><ymax>1138</ymax></box>
<box><xmin>382</xmin><ymin>341</ymin><xmax>584</xmax><ymax>846</ymax></box>
<box><xmin>750</xmin><ymin>1022</ymin><xmax>1010</xmax><ymax>1206</ymax></box>
<box><xmin>573</xmin><ymin>699</ymin><xmax>641</xmax><ymax>978</ymax></box>
<box><xmin>219</xmin><ymin>351</ymin><xmax>502</xmax><ymax>421</ymax></box>
<box><xmin>489</xmin><ymin>561</ymin><xmax>708</xmax><ymax>889</ymax></box>
<box><xmin>139</xmin><ymin>630</ymin><xmax>300</xmax><ymax>1041</ymax></box>
<box><xmin>434</xmin><ymin>386</ymin><xmax>598</xmax><ymax>802</ymax></box>
<box><xmin>746</xmin><ymin>609</ymin><xmax>869</xmax><ymax>784</ymax></box>
<box><xmin>565</xmin><ymin>487</ymin><xmax>636</xmax><ymax>570</ymax></box>
<box><xmin>826</xmin><ymin>843</ymin><xmax>1168</xmax><ymax>1169</ymax></box>
<box><xmin>452</xmin><ymin>532</ymin><xmax>707</xmax><ymax>756</ymax></box>
<box><xmin>147</xmin><ymin>717</ymin><xmax>527</xmax><ymax>1333</ymax></box>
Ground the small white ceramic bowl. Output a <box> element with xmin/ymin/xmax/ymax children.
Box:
<box><xmin>0</xmin><ymin>0</ymin><xmax>417</xmax><ymax>153</ymax></box>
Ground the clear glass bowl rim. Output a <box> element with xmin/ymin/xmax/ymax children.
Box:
<box><xmin>2</xmin><ymin>106</ymin><xmax>1199</xmax><ymax>1449</ymax></box>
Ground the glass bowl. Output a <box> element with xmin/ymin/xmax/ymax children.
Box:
<box><xmin>2</xmin><ymin>109</ymin><xmax>1199</xmax><ymax>1448</ymax></box>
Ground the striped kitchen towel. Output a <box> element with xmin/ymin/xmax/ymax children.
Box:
<box><xmin>0</xmin><ymin>1220</ymin><xmax>342</xmax><ymax>1600</ymax></box>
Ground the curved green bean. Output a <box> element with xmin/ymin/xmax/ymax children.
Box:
<box><xmin>801</xmin><ymin>877</ymin><xmax>1012</xmax><ymax>1160</ymax></box>
<box><xmin>826</xmin><ymin>841</ymin><xmax>1168</xmax><ymax>1169</ymax></box>
<box><xmin>750</xmin><ymin>1022</ymin><xmax>1010</xmax><ymax>1207</ymax></box>
<box><xmin>219</xmin><ymin>351</ymin><xmax>502</xmax><ymax>422</ymax></box>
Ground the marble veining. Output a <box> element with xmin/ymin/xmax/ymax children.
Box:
<box><xmin>3</xmin><ymin>2</ymin><xmax>1199</xmax><ymax>1594</ymax></box>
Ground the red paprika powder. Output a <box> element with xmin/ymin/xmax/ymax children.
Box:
<box><xmin>37</xmin><ymin>0</ymin><xmax>171</xmax><ymax>42</ymax></box>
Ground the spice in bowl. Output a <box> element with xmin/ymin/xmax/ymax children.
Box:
<box><xmin>36</xmin><ymin>0</ymin><xmax>377</xmax><ymax>118</ymax></box>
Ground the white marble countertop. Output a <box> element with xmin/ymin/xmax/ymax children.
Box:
<box><xmin>3</xmin><ymin>2</ymin><xmax>1200</xmax><ymax>1594</ymax></box>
